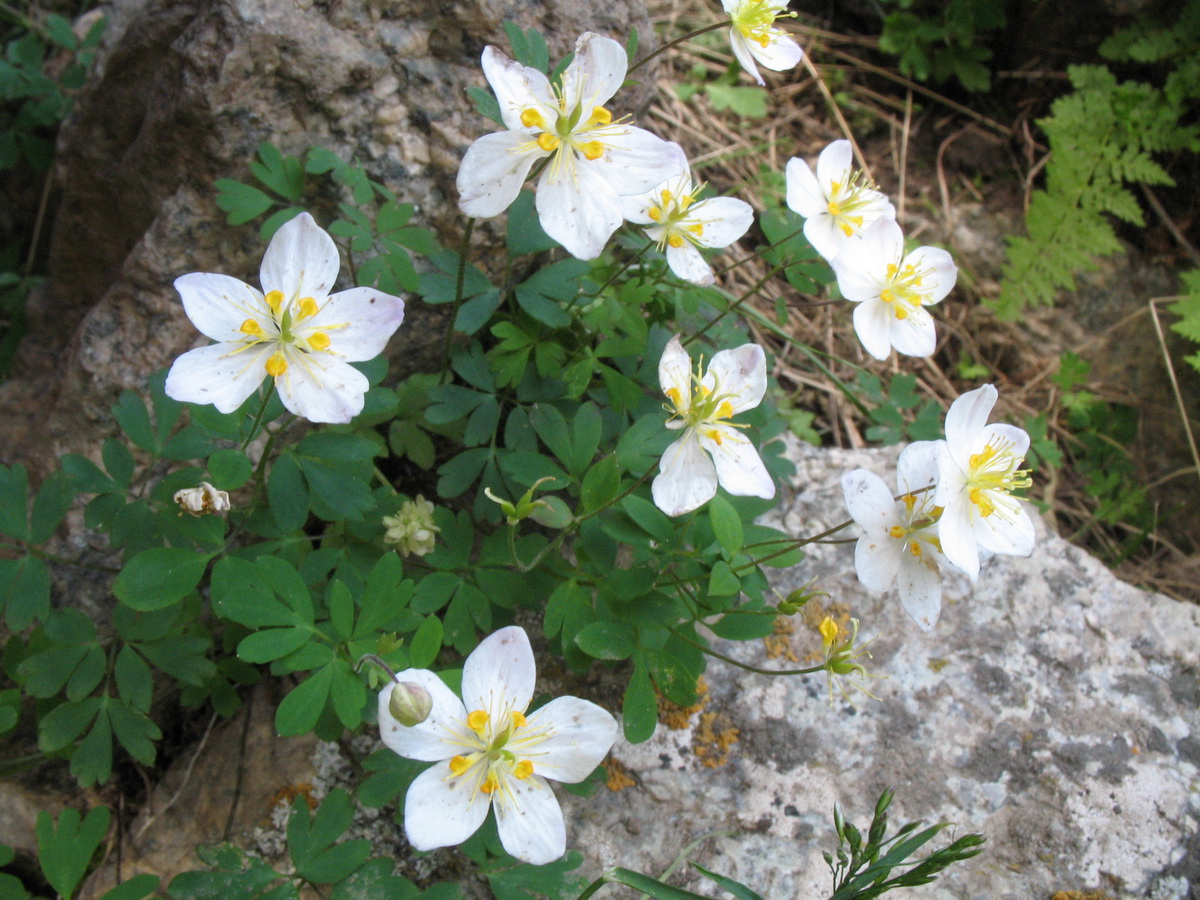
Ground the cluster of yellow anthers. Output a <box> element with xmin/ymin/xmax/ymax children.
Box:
<box><xmin>965</xmin><ymin>440</ymin><xmax>1033</xmax><ymax>520</ymax></box>
<box><xmin>888</xmin><ymin>493</ymin><xmax>944</xmax><ymax>559</ymax></box>
<box><xmin>519</xmin><ymin>104</ymin><xmax>613</xmax><ymax>160</ymax></box>
<box><xmin>237</xmin><ymin>290</ymin><xmax>339</xmax><ymax>377</ymax></box>
<box><xmin>447</xmin><ymin>708</ymin><xmax>537</xmax><ymax>795</ymax></box>
<box><xmin>825</xmin><ymin>171</ymin><xmax>880</xmax><ymax>238</ymax></box>
<box><xmin>877</xmin><ymin>261</ymin><xmax>938</xmax><ymax>322</ymax></box>
<box><xmin>647</xmin><ymin>186</ymin><xmax>708</xmax><ymax>248</ymax></box>
<box><xmin>731</xmin><ymin>0</ymin><xmax>796</xmax><ymax>49</ymax></box>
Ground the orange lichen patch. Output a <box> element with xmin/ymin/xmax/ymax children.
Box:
<box><xmin>692</xmin><ymin>711</ymin><xmax>739</xmax><ymax>768</ymax></box>
<box><xmin>1050</xmin><ymin>892</ymin><xmax>1116</xmax><ymax>900</ymax></box>
<box><xmin>658</xmin><ymin>676</ymin><xmax>709</xmax><ymax>730</ymax></box>
<box><xmin>268</xmin><ymin>783</ymin><xmax>318</xmax><ymax>812</ymax></box>
<box><xmin>763</xmin><ymin>616</ymin><xmax>798</xmax><ymax>662</ymax></box>
<box><xmin>605</xmin><ymin>757</ymin><xmax>637</xmax><ymax>792</ymax></box>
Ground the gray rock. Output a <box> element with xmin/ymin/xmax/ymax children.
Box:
<box><xmin>567</xmin><ymin>439</ymin><xmax>1200</xmax><ymax>900</ymax></box>
<box><xmin>0</xmin><ymin>0</ymin><xmax>654</xmax><ymax>469</ymax></box>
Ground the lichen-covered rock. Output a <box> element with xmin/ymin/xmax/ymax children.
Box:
<box><xmin>0</xmin><ymin>0</ymin><xmax>653</xmax><ymax>469</ymax></box>
<box><xmin>568</xmin><ymin>439</ymin><xmax>1200</xmax><ymax>899</ymax></box>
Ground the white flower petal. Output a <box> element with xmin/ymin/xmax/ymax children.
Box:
<box><xmin>937</xmin><ymin>497</ymin><xmax>980</xmax><ymax>581</ymax></box>
<box><xmin>897</xmin><ymin>553</ymin><xmax>942</xmax><ymax>631</ymax></box>
<box><xmin>561</xmin><ymin>33</ymin><xmax>628</xmax><ymax>110</ymax></box>
<box><xmin>698</xmin><ymin>426</ymin><xmax>774</xmax><ymax>500</ymax></box>
<box><xmin>458</xmin><ymin>131</ymin><xmax>544</xmax><ymax>219</ymax></box>
<box><xmin>802</xmin><ymin>216</ymin><xmax>843</xmax><ymax>263</ymax></box>
<box><xmin>703</xmin><ymin>343</ymin><xmax>767</xmax><ymax>414</ymax></box>
<box><xmin>944</xmin><ymin>384</ymin><xmax>997</xmax><ymax>452</ymax></box>
<box><xmin>975</xmin><ymin>499</ymin><xmax>1036</xmax><ymax>558</ymax></box>
<box><xmin>840</xmin><ymin>468</ymin><xmax>898</xmax><ymax>535</ymax></box>
<box><xmin>536</xmin><ymin>152</ymin><xmax>623</xmax><ymax>259</ymax></box>
<box><xmin>259</xmin><ymin>212</ymin><xmax>339</xmax><ymax>301</ymax></box>
<box><xmin>728</xmin><ymin>28</ymin><xmax>764</xmax><ymax>85</ymax></box>
<box><xmin>688</xmin><ymin>197</ymin><xmax>754</xmax><ymax>249</ymax></box>
<box><xmin>665</xmin><ymin>242</ymin><xmax>714</xmax><ymax>285</ymax></box>
<box><xmin>377</xmin><ymin>670</ymin><xmax>470</xmax><ymax>762</ymax></box>
<box><xmin>174</xmin><ymin>273</ymin><xmax>266</xmax><ymax>342</ymax></box>
<box><xmin>658</xmin><ymin>335</ymin><xmax>692</xmax><ymax>414</ymax></box>
<box><xmin>903</xmin><ymin>246</ymin><xmax>957</xmax><ymax>305</ymax></box>
<box><xmin>461</xmin><ymin>625</ymin><xmax>536</xmax><ymax>719</ymax></box>
<box><xmin>887</xmin><ymin>306</ymin><xmax>937</xmax><ymax>358</ymax></box>
<box><xmin>592</xmin><ymin>127</ymin><xmax>685</xmax><ymax>197</ymax></box>
<box><xmin>750</xmin><ymin>32</ymin><xmax>803</xmax><ymax>72</ymax></box>
<box><xmin>519</xmin><ymin>696</ymin><xmax>617</xmax><ymax>784</ymax></box>
<box><xmin>493</xmin><ymin>775</ymin><xmax>566</xmax><ymax>865</ymax></box>
<box><xmin>165</xmin><ymin>343</ymin><xmax>269</xmax><ymax>413</ymax></box>
<box><xmin>784</xmin><ymin>156</ymin><xmax>824</xmax><ymax>219</ymax></box>
<box><xmin>306</xmin><ymin>287</ymin><xmax>405</xmax><ymax>362</ymax></box>
<box><xmin>815</xmin><ymin>140</ymin><xmax>853</xmax><ymax>190</ymax></box>
<box><xmin>653</xmin><ymin>431</ymin><xmax>719</xmax><ymax>516</ymax></box>
<box><xmin>896</xmin><ymin>441</ymin><xmax>942</xmax><ymax>495</ymax></box>
<box><xmin>979</xmin><ymin>422</ymin><xmax>1031</xmax><ymax>460</ymax></box>
<box><xmin>275</xmin><ymin>355</ymin><xmax>369</xmax><ymax>424</ymax></box>
<box><xmin>852</xmin><ymin>299</ymin><xmax>894</xmax><ymax>361</ymax></box>
<box><xmin>404</xmin><ymin>764</ymin><xmax>490</xmax><ymax>851</ymax></box>
<box><xmin>854</xmin><ymin>532</ymin><xmax>902</xmax><ymax>593</ymax></box>
<box><xmin>482</xmin><ymin>46</ymin><xmax>555</xmax><ymax>132</ymax></box>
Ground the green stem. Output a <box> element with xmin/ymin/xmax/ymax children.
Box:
<box><xmin>578</xmin><ymin>241</ymin><xmax>652</xmax><ymax>303</ymax></box>
<box><xmin>441</xmin><ymin>217</ymin><xmax>476</xmax><ymax>380</ymax></box>
<box><xmin>573</xmin><ymin>875</ymin><xmax>612</xmax><ymax>900</ymax></box>
<box><xmin>239</xmin><ymin>383</ymin><xmax>276</xmax><ymax>451</ymax></box>
<box><xmin>714</xmin><ymin>224</ymin><xmax>809</xmax><ymax>279</ymax></box>
<box><xmin>628</xmin><ymin>20</ymin><xmax>731</xmax><ymax>74</ymax></box>
<box><xmin>670</xmin><ymin>627</ymin><xmax>825</xmax><ymax>676</ymax></box>
<box><xmin>685</xmin><ymin>264</ymin><xmax>785</xmax><ymax>346</ymax></box>
<box><xmin>576</xmin><ymin>465</ymin><xmax>656</xmax><ymax>524</ymax></box>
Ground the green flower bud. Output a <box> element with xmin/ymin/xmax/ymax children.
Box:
<box><xmin>388</xmin><ymin>681</ymin><xmax>433</xmax><ymax>727</ymax></box>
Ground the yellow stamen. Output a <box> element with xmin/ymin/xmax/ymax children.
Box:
<box><xmin>308</xmin><ymin>331</ymin><xmax>331</xmax><ymax>351</ymax></box>
<box><xmin>687</xmin><ymin>223</ymin><xmax>704</xmax><ymax>236</ymax></box>
<box><xmin>840</xmin><ymin>223</ymin><xmax>854</xmax><ymax>237</ymax></box>
<box><xmin>705</xmin><ymin>427</ymin><xmax>724</xmax><ymax>446</ymax></box>
<box><xmin>902</xmin><ymin>493</ymin><xmax>917</xmax><ymax>513</ymax></box>
<box><xmin>511</xmin><ymin>711</ymin><xmax>527</xmax><ymax>728</ymax></box>
<box><xmin>818</xmin><ymin>616</ymin><xmax>839</xmax><ymax>650</ymax></box>
<box><xmin>667</xmin><ymin>233</ymin><xmax>684</xmax><ymax>248</ymax></box>
<box><xmin>880</xmin><ymin>289</ymin><xmax>895</xmax><ymax>304</ymax></box>
<box><xmin>909</xmin><ymin>542</ymin><xmax>922</xmax><ymax>557</ymax></box>
<box><xmin>449</xmin><ymin>755</ymin><xmax>470</xmax><ymax>776</ymax></box>
<box><xmin>481</xmin><ymin>777</ymin><xmax>499</xmax><ymax>794</ymax></box>
<box><xmin>265</xmin><ymin>290</ymin><xmax>284</xmax><ymax>314</ymax></box>
<box><xmin>581</xmin><ymin>141</ymin><xmax>605</xmax><ymax>161</ymax></box>
<box><xmin>649</xmin><ymin>206</ymin><xmax>662</xmax><ymax>222</ymax></box>
<box><xmin>715</xmin><ymin>400</ymin><xmax>734</xmax><ymax>420</ymax></box>
<box><xmin>665</xmin><ymin>386</ymin><xmax>683</xmax><ymax>409</ymax></box>
<box><xmin>661</xmin><ymin>190</ymin><xmax>674</xmax><ymax>205</ymax></box>
<box><xmin>467</xmin><ymin>710</ymin><xmax>489</xmax><ymax>735</ymax></box>
<box><xmin>520</xmin><ymin>108</ymin><xmax>545</xmax><ymax>129</ymax></box>
<box><xmin>969</xmin><ymin>488</ymin><xmax>995</xmax><ymax>517</ymax></box>
<box><xmin>827</xmin><ymin>201</ymin><xmax>842</xmax><ymax>216</ymax></box>
<box><xmin>239</xmin><ymin>318</ymin><xmax>263</xmax><ymax>336</ymax></box>
<box><xmin>586</xmin><ymin>106</ymin><xmax>612</xmax><ymax>127</ymax></box>
<box><xmin>536</xmin><ymin>133</ymin><xmax>560</xmax><ymax>152</ymax></box>
<box><xmin>298</xmin><ymin>297</ymin><xmax>319</xmax><ymax>319</ymax></box>
<box><xmin>889</xmin><ymin>525</ymin><xmax>906</xmax><ymax>539</ymax></box>
<box><xmin>265</xmin><ymin>352</ymin><xmax>288</xmax><ymax>377</ymax></box>
<box><xmin>513</xmin><ymin>760</ymin><xmax>534</xmax><ymax>779</ymax></box>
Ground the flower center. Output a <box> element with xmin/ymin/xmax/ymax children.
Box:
<box><xmin>965</xmin><ymin>440</ymin><xmax>1032</xmax><ymax>519</ymax></box>
<box><xmin>878</xmin><ymin>260</ymin><xmax>936</xmax><ymax>321</ymax></box>
<box><xmin>887</xmin><ymin>492</ymin><xmax>944</xmax><ymax>557</ymax></box>
<box><xmin>447</xmin><ymin>708</ymin><xmax>538</xmax><ymax>797</ymax></box>
<box><xmin>521</xmin><ymin>101</ymin><xmax>615</xmax><ymax>162</ymax></box>
<box><xmin>237</xmin><ymin>289</ymin><xmax>341</xmax><ymax>377</ymax></box>
<box><xmin>825</xmin><ymin>171</ymin><xmax>879</xmax><ymax>237</ymax></box>
<box><xmin>731</xmin><ymin>0</ymin><xmax>794</xmax><ymax>47</ymax></box>
<box><xmin>648</xmin><ymin>183</ymin><xmax>710</xmax><ymax>251</ymax></box>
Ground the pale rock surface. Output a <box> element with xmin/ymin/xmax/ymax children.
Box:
<box><xmin>0</xmin><ymin>0</ymin><xmax>654</xmax><ymax>470</ymax></box>
<box><xmin>567</xmin><ymin>439</ymin><xmax>1200</xmax><ymax>900</ymax></box>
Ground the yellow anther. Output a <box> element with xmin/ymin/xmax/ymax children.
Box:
<box><xmin>827</xmin><ymin>201</ymin><xmax>842</xmax><ymax>217</ymax></box>
<box><xmin>467</xmin><ymin>710</ymin><xmax>489</xmax><ymax>734</ymax></box>
<box><xmin>265</xmin><ymin>290</ymin><xmax>285</xmax><ymax>314</ymax></box>
<box><xmin>909</xmin><ymin>542</ymin><xmax>922</xmax><ymax>558</ymax></box>
<box><xmin>705</xmin><ymin>427</ymin><xmax>724</xmax><ymax>446</ymax></box>
<box><xmin>880</xmin><ymin>289</ymin><xmax>895</xmax><ymax>304</ymax></box>
<box><xmin>715</xmin><ymin>401</ymin><xmax>734</xmax><ymax>420</ymax></box>
<box><xmin>513</xmin><ymin>760</ymin><xmax>534</xmax><ymax>780</ymax></box>
<box><xmin>969</xmin><ymin>446</ymin><xmax>997</xmax><ymax>469</ymax></box>
<box><xmin>581</xmin><ymin>141</ymin><xmax>605</xmax><ymax>160</ymax></box>
<box><xmin>687</xmin><ymin>223</ymin><xmax>704</xmax><ymax>236</ymax></box>
<box><xmin>520</xmin><ymin>108</ymin><xmax>546</xmax><ymax>129</ymax></box>
<box><xmin>901</xmin><ymin>493</ymin><xmax>917</xmax><ymax>513</ymax></box>
<box><xmin>895</xmin><ymin>308</ymin><xmax>909</xmax><ymax>321</ymax></box>
<box><xmin>661</xmin><ymin>190</ymin><xmax>674</xmax><ymax>205</ymax></box>
<box><xmin>239</xmin><ymin>318</ymin><xmax>263</xmax><ymax>336</ymax></box>
<box><xmin>308</xmin><ymin>331</ymin><xmax>331</xmax><ymax>351</ymax></box>
<box><xmin>849</xmin><ymin>216</ymin><xmax>864</xmax><ymax>228</ymax></box>
<box><xmin>889</xmin><ymin>525</ymin><xmax>906</xmax><ymax>539</ymax></box>
<box><xmin>886</xmin><ymin>263</ymin><xmax>898</xmax><ymax>279</ymax></box>
<box><xmin>298</xmin><ymin>297</ymin><xmax>319</xmax><ymax>319</ymax></box>
<box><xmin>969</xmin><ymin>488</ymin><xmax>995</xmax><ymax>517</ymax></box>
<box><xmin>818</xmin><ymin>615</ymin><xmax>839</xmax><ymax>649</ymax></box>
<box><xmin>449</xmin><ymin>755</ymin><xmax>470</xmax><ymax>776</ymax></box>
<box><xmin>536</xmin><ymin>133</ymin><xmax>560</xmax><ymax>152</ymax></box>
<box><xmin>665</xmin><ymin>386</ymin><xmax>683</xmax><ymax>408</ymax></box>
<box><xmin>586</xmin><ymin>106</ymin><xmax>612</xmax><ymax>127</ymax></box>
<box><xmin>511</xmin><ymin>710</ymin><xmax>527</xmax><ymax>728</ymax></box>
<box><xmin>840</xmin><ymin>223</ymin><xmax>854</xmax><ymax>237</ymax></box>
<box><xmin>481</xmin><ymin>777</ymin><xmax>498</xmax><ymax>794</ymax></box>
<box><xmin>649</xmin><ymin>206</ymin><xmax>662</xmax><ymax>222</ymax></box>
<box><xmin>667</xmin><ymin>233</ymin><xmax>684</xmax><ymax>248</ymax></box>
<box><xmin>830</xmin><ymin>180</ymin><xmax>842</xmax><ymax>195</ymax></box>
<box><xmin>756</xmin><ymin>34</ymin><xmax>770</xmax><ymax>47</ymax></box>
<box><xmin>265</xmin><ymin>352</ymin><xmax>288</xmax><ymax>377</ymax></box>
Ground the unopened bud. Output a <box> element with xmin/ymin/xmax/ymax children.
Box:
<box><xmin>388</xmin><ymin>681</ymin><xmax>432</xmax><ymax>727</ymax></box>
<box><xmin>173</xmin><ymin>482</ymin><xmax>231</xmax><ymax>516</ymax></box>
<box><xmin>776</xmin><ymin>579</ymin><xmax>828</xmax><ymax>615</ymax></box>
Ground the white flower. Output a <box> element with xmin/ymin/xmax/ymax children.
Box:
<box><xmin>622</xmin><ymin>166</ymin><xmax>754</xmax><ymax>285</ymax></box>
<box><xmin>933</xmin><ymin>384</ymin><xmax>1035</xmax><ymax>581</ymax></box>
<box><xmin>722</xmin><ymin>0</ymin><xmax>804</xmax><ymax>85</ymax></box>
<box><xmin>841</xmin><ymin>442</ymin><xmax>948</xmax><ymax>631</ymax></box>
<box><xmin>456</xmin><ymin>33</ymin><xmax>682</xmax><ymax>260</ymax></box>
<box><xmin>377</xmin><ymin>626</ymin><xmax>617</xmax><ymax>865</ymax></box>
<box><xmin>831</xmin><ymin>218</ymin><xmax>957</xmax><ymax>361</ymax></box>
<box><xmin>651</xmin><ymin>335</ymin><xmax>775</xmax><ymax>516</ymax></box>
<box><xmin>164</xmin><ymin>213</ymin><xmax>405</xmax><ymax>424</ymax></box>
<box><xmin>785</xmin><ymin>140</ymin><xmax>896</xmax><ymax>262</ymax></box>
<box><xmin>172</xmin><ymin>482</ymin><xmax>230</xmax><ymax>516</ymax></box>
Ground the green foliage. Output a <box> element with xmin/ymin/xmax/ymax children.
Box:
<box><xmin>1169</xmin><ymin>269</ymin><xmax>1200</xmax><ymax>372</ymax></box>
<box><xmin>995</xmin><ymin>26</ymin><xmax>1200</xmax><ymax>317</ymax></box>
<box><xmin>876</xmin><ymin>0</ymin><xmax>1007</xmax><ymax>91</ymax></box>
<box><xmin>855</xmin><ymin>372</ymin><xmax>943</xmax><ymax>446</ymax></box>
<box><xmin>674</xmin><ymin>63</ymin><xmax>769</xmax><ymax>119</ymax></box>
<box><xmin>36</xmin><ymin>805</ymin><xmax>111</xmax><ymax>899</ymax></box>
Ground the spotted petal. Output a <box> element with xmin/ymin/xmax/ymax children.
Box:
<box><xmin>458</xmin><ymin>130</ymin><xmax>545</xmax><ymax>219</ymax></box>
<box><xmin>259</xmin><ymin>212</ymin><xmax>339</xmax><ymax>302</ymax></box>
<box><xmin>404</xmin><ymin>764</ymin><xmax>491</xmax><ymax>851</ymax></box>
<box><xmin>461</xmin><ymin>626</ymin><xmax>536</xmax><ymax>721</ymax></box>
<box><xmin>536</xmin><ymin>149</ymin><xmax>623</xmax><ymax>260</ymax></box>
<box><xmin>560</xmin><ymin>32</ymin><xmax>628</xmax><ymax>111</ymax></box>
<box><xmin>305</xmin><ymin>287</ymin><xmax>405</xmax><ymax>362</ymax></box>
<box><xmin>702</xmin><ymin>343</ymin><xmax>767</xmax><ymax>414</ymax></box>
<box><xmin>494</xmin><ymin>774</ymin><xmax>566</xmax><ymax>865</ymax></box>
<box><xmin>165</xmin><ymin>343</ymin><xmax>270</xmax><ymax>414</ymax></box>
<box><xmin>377</xmin><ymin>669</ymin><xmax>470</xmax><ymax>763</ymax></box>
<box><xmin>653</xmin><ymin>430</ymin><xmax>719</xmax><ymax>516</ymax></box>
<box><xmin>174</xmin><ymin>273</ymin><xmax>267</xmax><ymax>342</ymax></box>
<box><xmin>481</xmin><ymin>46</ymin><xmax>555</xmax><ymax>132</ymax></box>
<box><xmin>275</xmin><ymin>355</ymin><xmax>369</xmax><ymax>424</ymax></box>
<box><xmin>698</xmin><ymin>425</ymin><xmax>774</xmax><ymax>500</ymax></box>
<box><xmin>519</xmin><ymin>696</ymin><xmax>617</xmax><ymax>784</ymax></box>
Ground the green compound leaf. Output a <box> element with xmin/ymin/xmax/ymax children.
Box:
<box><xmin>0</xmin><ymin>463</ymin><xmax>30</xmax><ymax>541</ymax></box>
<box><xmin>574</xmin><ymin>621</ymin><xmax>636</xmax><ymax>661</ymax></box>
<box><xmin>214</xmin><ymin>178</ymin><xmax>273</xmax><ymax>226</ymax></box>
<box><xmin>287</xmin><ymin>789</ymin><xmax>371</xmax><ymax>885</ymax></box>
<box><xmin>330</xmin><ymin>858</ymin><xmax>417</xmax><ymax>900</ymax></box>
<box><xmin>275</xmin><ymin>663</ymin><xmax>335</xmax><ymax>736</ymax></box>
<box><xmin>622</xmin><ymin>661</ymin><xmax>657</xmax><ymax>744</ymax></box>
<box><xmin>267</xmin><ymin>453</ymin><xmax>310</xmax><ymax>533</ymax></box>
<box><xmin>167</xmin><ymin>842</ymin><xmax>292</xmax><ymax>900</ymax></box>
<box><xmin>207</xmin><ymin>448</ymin><xmax>253</xmax><ymax>490</ymax></box>
<box><xmin>113</xmin><ymin>548</ymin><xmax>211</xmax><ymax>612</ymax></box>
<box><xmin>707</xmin><ymin>494</ymin><xmax>744</xmax><ymax>556</ymax></box>
<box><xmin>580</xmin><ymin>454</ymin><xmax>620</xmax><ymax>513</ymax></box>
<box><xmin>487</xmin><ymin>852</ymin><xmax>587</xmax><ymax>900</ymax></box>
<box><xmin>100</xmin><ymin>873</ymin><xmax>161</xmax><ymax>900</ymax></box>
<box><xmin>0</xmin><ymin>555</ymin><xmax>50</xmax><ymax>630</ymax></box>
<box><xmin>36</xmin><ymin>805</ymin><xmax>111</xmax><ymax>900</ymax></box>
